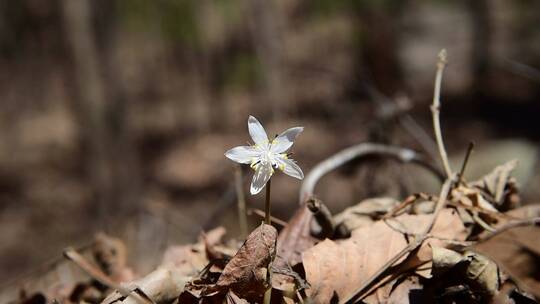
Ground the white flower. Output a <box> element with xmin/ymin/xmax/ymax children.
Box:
<box><xmin>225</xmin><ymin>116</ymin><xmax>304</xmax><ymax>195</ymax></box>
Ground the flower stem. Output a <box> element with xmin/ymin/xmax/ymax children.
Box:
<box><xmin>235</xmin><ymin>165</ymin><xmax>248</xmax><ymax>238</ymax></box>
<box><xmin>265</xmin><ymin>179</ymin><xmax>272</xmax><ymax>225</ymax></box>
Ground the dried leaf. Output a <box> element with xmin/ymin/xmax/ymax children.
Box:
<box><xmin>463</xmin><ymin>251</ymin><xmax>500</xmax><ymax>296</ymax></box>
<box><xmin>432</xmin><ymin>246</ymin><xmax>465</xmax><ymax>274</ymax></box>
<box><xmin>334</xmin><ymin>197</ymin><xmax>399</xmax><ymax>232</ymax></box>
<box><xmin>102</xmin><ymin>267</ymin><xmax>190</xmax><ymax>304</ymax></box>
<box><xmin>201</xmin><ymin>227</ymin><xmax>235</xmax><ymax>262</ymax></box>
<box><xmin>471</xmin><ymin>160</ymin><xmax>519</xmax><ymax>208</ymax></box>
<box><xmin>103</xmin><ymin>229</ymin><xmax>220</xmax><ymax>304</ymax></box>
<box><xmin>302</xmin><ymin>221</ymin><xmax>406</xmax><ymax>304</ymax></box>
<box><xmin>161</xmin><ymin>243</ymin><xmax>209</xmax><ymax>277</ymax></box>
<box><xmin>273</xmin><ymin>203</ymin><xmax>317</xmax><ymax>289</ymax></box>
<box><xmin>431</xmin><ymin>248</ymin><xmax>501</xmax><ymax>299</ymax></box>
<box><xmin>474</xmin><ymin>206</ymin><xmax>540</xmax><ymax>299</ymax></box>
<box><xmin>385</xmin><ymin>208</ymin><xmax>469</xmax><ymax>267</ymax></box>
<box><xmin>302</xmin><ymin>209</ymin><xmax>467</xmax><ymax>303</ymax></box>
<box><xmin>215</xmin><ymin>223</ymin><xmax>277</xmax><ymax>298</ymax></box>
<box><xmin>362</xmin><ymin>275</ymin><xmax>419</xmax><ymax>304</ymax></box>
<box><xmin>386</xmin><ymin>276</ymin><xmax>422</xmax><ymax>304</ymax></box>
<box><xmin>276</xmin><ymin>203</ymin><xmax>317</xmax><ymax>267</ymax></box>
<box><xmin>452</xmin><ymin>186</ymin><xmax>499</xmax><ymax>213</ymax></box>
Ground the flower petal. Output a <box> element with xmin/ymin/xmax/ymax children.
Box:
<box><xmin>250</xmin><ymin>162</ymin><xmax>273</xmax><ymax>195</ymax></box>
<box><xmin>248</xmin><ymin>115</ymin><xmax>269</xmax><ymax>146</ymax></box>
<box><xmin>270</xmin><ymin>127</ymin><xmax>303</xmax><ymax>153</ymax></box>
<box><xmin>225</xmin><ymin>146</ymin><xmax>259</xmax><ymax>164</ymax></box>
<box><xmin>277</xmin><ymin>157</ymin><xmax>304</xmax><ymax>180</ymax></box>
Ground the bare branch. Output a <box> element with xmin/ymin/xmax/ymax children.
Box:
<box><xmin>248</xmin><ymin>208</ymin><xmax>288</xmax><ymax>227</ymax></box>
<box><xmin>63</xmin><ymin>248</ymin><xmax>152</xmax><ymax>304</ymax></box>
<box><xmin>458</xmin><ymin>142</ymin><xmax>475</xmax><ymax>183</ymax></box>
<box><xmin>400</xmin><ymin>114</ymin><xmax>440</xmax><ymax>164</ymax></box>
<box><xmin>300</xmin><ymin>143</ymin><xmax>443</xmax><ymax>203</ymax></box>
<box><xmin>475</xmin><ymin>217</ymin><xmax>540</xmax><ymax>243</ymax></box>
<box><xmin>430</xmin><ymin>49</ymin><xmax>453</xmax><ymax>178</ymax></box>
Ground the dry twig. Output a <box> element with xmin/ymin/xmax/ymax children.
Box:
<box><xmin>474</xmin><ymin>217</ymin><xmax>540</xmax><ymax>243</ymax></box>
<box><xmin>63</xmin><ymin>248</ymin><xmax>124</xmax><ymax>293</ymax></box>
<box><xmin>430</xmin><ymin>49</ymin><xmax>453</xmax><ymax>178</ymax></box>
<box><xmin>300</xmin><ymin>143</ymin><xmax>443</xmax><ymax>203</ymax></box>
<box><xmin>383</xmin><ymin>192</ymin><xmax>434</xmax><ymax>219</ymax></box>
<box><xmin>63</xmin><ymin>248</ymin><xmax>153</xmax><ymax>304</ymax></box>
<box><xmin>248</xmin><ymin>208</ymin><xmax>288</xmax><ymax>227</ymax></box>
<box><xmin>457</xmin><ymin>142</ymin><xmax>474</xmax><ymax>183</ymax></box>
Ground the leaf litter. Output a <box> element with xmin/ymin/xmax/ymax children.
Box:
<box><xmin>5</xmin><ymin>156</ymin><xmax>540</xmax><ymax>304</ymax></box>
<box><xmin>2</xmin><ymin>135</ymin><xmax>538</xmax><ymax>304</ymax></box>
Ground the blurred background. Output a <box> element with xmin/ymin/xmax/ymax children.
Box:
<box><xmin>0</xmin><ymin>0</ymin><xmax>539</xmax><ymax>285</ymax></box>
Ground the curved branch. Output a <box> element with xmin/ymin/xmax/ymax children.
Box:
<box><xmin>299</xmin><ymin>143</ymin><xmax>444</xmax><ymax>203</ymax></box>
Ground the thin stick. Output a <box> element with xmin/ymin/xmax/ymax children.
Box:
<box><xmin>235</xmin><ymin>165</ymin><xmax>248</xmax><ymax>237</ymax></box>
<box><xmin>431</xmin><ymin>49</ymin><xmax>453</xmax><ymax>178</ymax></box>
<box><xmin>458</xmin><ymin>142</ymin><xmax>475</xmax><ymax>183</ymax></box>
<box><xmin>265</xmin><ymin>179</ymin><xmax>272</xmax><ymax>225</ymax></box>
<box><xmin>248</xmin><ymin>208</ymin><xmax>287</xmax><ymax>227</ymax></box>
<box><xmin>63</xmin><ymin>248</ymin><xmax>123</xmax><ymax>291</ymax></box>
<box><xmin>340</xmin><ymin>175</ymin><xmax>456</xmax><ymax>304</ymax></box>
<box><xmin>400</xmin><ymin>114</ymin><xmax>440</xmax><ymax>164</ymax></box>
<box><xmin>366</xmin><ymin>85</ymin><xmax>439</xmax><ymax>165</ymax></box>
<box><xmin>475</xmin><ymin>217</ymin><xmax>540</xmax><ymax>243</ymax></box>
<box><xmin>63</xmin><ymin>248</ymin><xmax>153</xmax><ymax>304</ymax></box>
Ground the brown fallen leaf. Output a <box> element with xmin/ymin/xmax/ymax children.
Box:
<box><xmin>333</xmin><ymin>197</ymin><xmax>399</xmax><ymax>233</ymax></box>
<box><xmin>431</xmin><ymin>247</ymin><xmax>502</xmax><ymax>300</ymax></box>
<box><xmin>384</xmin><ymin>208</ymin><xmax>469</xmax><ymax>269</ymax></box>
<box><xmin>362</xmin><ymin>276</ymin><xmax>418</xmax><ymax>304</ymax></box>
<box><xmin>276</xmin><ymin>202</ymin><xmax>317</xmax><ymax>267</ymax></box>
<box><xmin>103</xmin><ymin>228</ymin><xmax>220</xmax><ymax>304</ymax></box>
<box><xmin>102</xmin><ymin>267</ymin><xmax>191</xmax><ymax>304</ymax></box>
<box><xmin>200</xmin><ymin>227</ymin><xmax>235</xmax><ymax>263</ymax></box>
<box><xmin>470</xmin><ymin>160</ymin><xmax>519</xmax><ymax>210</ymax></box>
<box><xmin>214</xmin><ymin>223</ymin><xmax>277</xmax><ymax>299</ymax></box>
<box><xmin>475</xmin><ymin>220</ymin><xmax>540</xmax><ymax>298</ymax></box>
<box><xmin>463</xmin><ymin>251</ymin><xmax>500</xmax><ymax>296</ymax></box>
<box><xmin>386</xmin><ymin>276</ymin><xmax>422</xmax><ymax>304</ymax></box>
<box><xmin>432</xmin><ymin>246</ymin><xmax>466</xmax><ymax>275</ymax></box>
<box><xmin>161</xmin><ymin>244</ymin><xmax>209</xmax><ymax>277</ymax></box>
<box><xmin>273</xmin><ymin>202</ymin><xmax>317</xmax><ymax>289</ymax></box>
<box><xmin>302</xmin><ymin>208</ymin><xmax>467</xmax><ymax>303</ymax></box>
<box><xmin>452</xmin><ymin>186</ymin><xmax>499</xmax><ymax>213</ymax></box>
